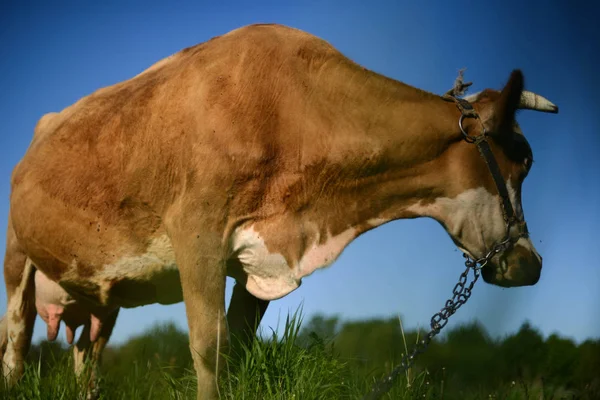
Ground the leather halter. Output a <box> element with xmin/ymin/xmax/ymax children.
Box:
<box><xmin>443</xmin><ymin>94</ymin><xmax>529</xmax><ymax>267</ymax></box>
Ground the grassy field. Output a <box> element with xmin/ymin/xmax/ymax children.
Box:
<box><xmin>1</xmin><ymin>312</ymin><xmax>598</xmax><ymax>400</ymax></box>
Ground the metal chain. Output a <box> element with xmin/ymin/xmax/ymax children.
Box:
<box><xmin>361</xmin><ymin>254</ymin><xmax>482</xmax><ymax>400</ymax></box>
<box><xmin>361</xmin><ymin>214</ymin><xmax>517</xmax><ymax>400</ymax></box>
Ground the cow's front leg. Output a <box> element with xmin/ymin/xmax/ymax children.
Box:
<box><xmin>171</xmin><ymin>232</ymin><xmax>228</xmax><ymax>400</ymax></box>
<box><xmin>73</xmin><ymin>308</ymin><xmax>119</xmax><ymax>400</ymax></box>
<box><xmin>227</xmin><ymin>281</ymin><xmax>269</xmax><ymax>353</ymax></box>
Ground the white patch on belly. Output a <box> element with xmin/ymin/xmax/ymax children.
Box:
<box><xmin>406</xmin><ymin>187</ymin><xmax>506</xmax><ymax>258</ymax></box>
<box><xmin>231</xmin><ymin>226</ymin><xmax>298</xmax><ymax>301</ymax></box>
<box><xmin>69</xmin><ymin>235</ymin><xmax>182</xmax><ymax>307</ymax></box>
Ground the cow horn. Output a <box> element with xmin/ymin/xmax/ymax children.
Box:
<box><xmin>518</xmin><ymin>91</ymin><xmax>558</xmax><ymax>113</ymax></box>
<box><xmin>463</xmin><ymin>90</ymin><xmax>558</xmax><ymax>114</ymax></box>
<box><xmin>463</xmin><ymin>92</ymin><xmax>481</xmax><ymax>103</ymax></box>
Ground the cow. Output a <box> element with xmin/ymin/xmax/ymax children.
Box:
<box><xmin>0</xmin><ymin>23</ymin><xmax>557</xmax><ymax>399</ymax></box>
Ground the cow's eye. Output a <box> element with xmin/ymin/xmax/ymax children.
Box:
<box><xmin>524</xmin><ymin>157</ymin><xmax>533</xmax><ymax>174</ymax></box>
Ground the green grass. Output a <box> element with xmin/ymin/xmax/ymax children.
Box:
<box><xmin>1</xmin><ymin>312</ymin><xmax>597</xmax><ymax>399</ymax></box>
<box><xmin>0</xmin><ymin>317</ymin><xmax>432</xmax><ymax>400</ymax></box>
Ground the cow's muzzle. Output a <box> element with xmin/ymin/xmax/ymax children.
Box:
<box><xmin>481</xmin><ymin>240</ymin><xmax>542</xmax><ymax>287</ymax></box>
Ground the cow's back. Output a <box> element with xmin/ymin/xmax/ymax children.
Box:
<box><xmin>11</xmin><ymin>23</ymin><xmax>335</xmax><ymax>213</ymax></box>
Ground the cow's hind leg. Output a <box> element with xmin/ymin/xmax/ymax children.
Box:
<box><xmin>73</xmin><ymin>309</ymin><xmax>119</xmax><ymax>400</ymax></box>
<box><xmin>170</xmin><ymin>230</ymin><xmax>228</xmax><ymax>400</ymax></box>
<box><xmin>1</xmin><ymin>224</ymin><xmax>36</xmax><ymax>386</ymax></box>
<box><xmin>227</xmin><ymin>281</ymin><xmax>269</xmax><ymax>353</ymax></box>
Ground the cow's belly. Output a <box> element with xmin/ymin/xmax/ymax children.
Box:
<box><xmin>10</xmin><ymin>179</ymin><xmax>183</xmax><ymax>309</ymax></box>
<box><xmin>99</xmin><ymin>265</ymin><xmax>183</xmax><ymax>308</ymax></box>
<box><xmin>59</xmin><ymin>235</ymin><xmax>183</xmax><ymax>309</ymax></box>
<box><xmin>24</xmin><ymin>230</ymin><xmax>183</xmax><ymax>311</ymax></box>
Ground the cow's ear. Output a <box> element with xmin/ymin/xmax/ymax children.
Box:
<box><xmin>490</xmin><ymin>70</ymin><xmax>524</xmax><ymax>134</ymax></box>
<box><xmin>473</xmin><ymin>70</ymin><xmax>523</xmax><ymax>136</ymax></box>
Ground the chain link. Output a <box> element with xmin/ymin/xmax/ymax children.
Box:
<box><xmin>362</xmin><ymin>255</ymin><xmax>481</xmax><ymax>400</ymax></box>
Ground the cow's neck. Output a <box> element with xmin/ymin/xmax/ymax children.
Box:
<box><xmin>303</xmin><ymin>64</ymin><xmax>461</xmax><ymax>239</ymax></box>
<box><xmin>229</xmin><ymin>63</ymin><xmax>464</xmax><ymax>300</ymax></box>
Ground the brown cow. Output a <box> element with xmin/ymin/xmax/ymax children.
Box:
<box><xmin>1</xmin><ymin>23</ymin><xmax>557</xmax><ymax>399</ymax></box>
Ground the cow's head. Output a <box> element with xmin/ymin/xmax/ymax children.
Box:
<box><xmin>434</xmin><ymin>70</ymin><xmax>557</xmax><ymax>287</ymax></box>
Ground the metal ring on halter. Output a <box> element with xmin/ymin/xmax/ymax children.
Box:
<box><xmin>459</xmin><ymin>114</ymin><xmax>487</xmax><ymax>143</ymax></box>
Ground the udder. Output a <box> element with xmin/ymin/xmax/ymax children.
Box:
<box><xmin>34</xmin><ymin>270</ymin><xmax>103</xmax><ymax>344</ymax></box>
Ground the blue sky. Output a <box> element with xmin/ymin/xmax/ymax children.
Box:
<box><xmin>1</xmin><ymin>1</ymin><xmax>598</xmax><ymax>346</ymax></box>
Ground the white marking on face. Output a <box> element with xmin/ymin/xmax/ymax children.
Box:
<box><xmin>506</xmin><ymin>179</ymin><xmax>524</xmax><ymax>220</ymax></box>
<box><xmin>505</xmin><ymin>180</ymin><xmax>540</xmax><ymax>262</ymax></box>
<box><xmin>408</xmin><ymin>176</ymin><xmax>541</xmax><ymax>274</ymax></box>
<box><xmin>406</xmin><ymin>187</ymin><xmax>506</xmax><ymax>258</ymax></box>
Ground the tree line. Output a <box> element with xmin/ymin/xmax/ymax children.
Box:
<box><xmin>297</xmin><ymin>315</ymin><xmax>599</xmax><ymax>398</ymax></box>
<box><xmin>26</xmin><ymin>314</ymin><xmax>600</xmax><ymax>399</ymax></box>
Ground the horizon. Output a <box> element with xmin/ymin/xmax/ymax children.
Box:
<box><xmin>1</xmin><ymin>1</ymin><xmax>598</xmax><ymax>347</ymax></box>
<box><xmin>27</xmin><ymin>311</ymin><xmax>590</xmax><ymax>349</ymax></box>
